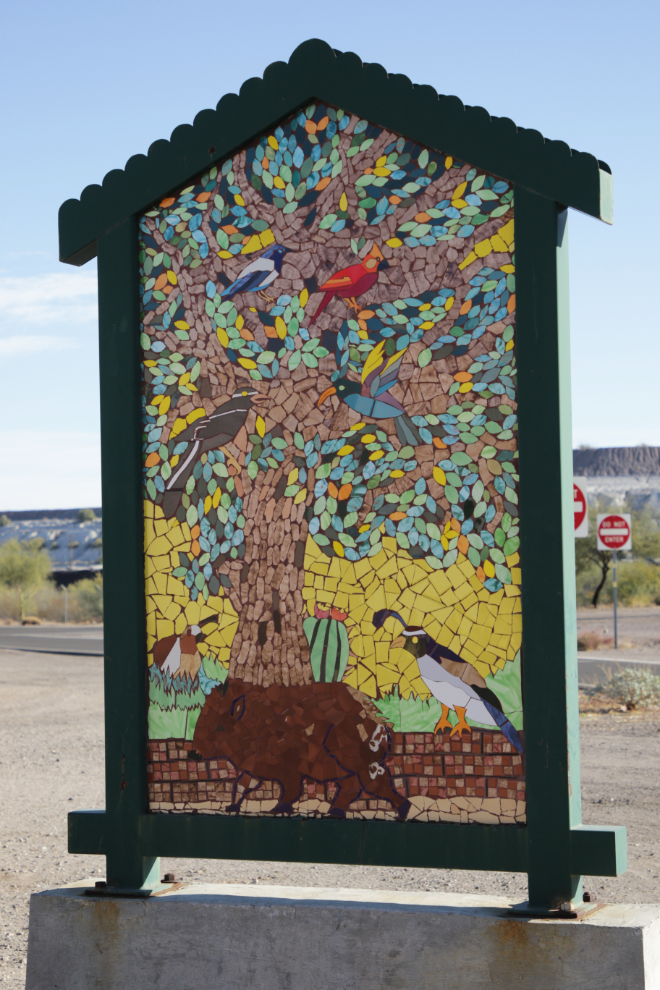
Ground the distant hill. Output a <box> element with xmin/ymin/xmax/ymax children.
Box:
<box><xmin>573</xmin><ymin>447</ymin><xmax>660</xmax><ymax>477</ymax></box>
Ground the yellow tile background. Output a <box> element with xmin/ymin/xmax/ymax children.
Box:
<box><xmin>144</xmin><ymin>501</ymin><xmax>236</xmax><ymax>671</ymax></box>
<box><xmin>144</xmin><ymin>502</ymin><xmax>522</xmax><ymax>700</ymax></box>
<box><xmin>304</xmin><ymin>535</ymin><xmax>521</xmax><ymax>699</ymax></box>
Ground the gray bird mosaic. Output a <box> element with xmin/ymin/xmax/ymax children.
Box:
<box><xmin>161</xmin><ymin>384</ymin><xmax>268</xmax><ymax>518</ymax></box>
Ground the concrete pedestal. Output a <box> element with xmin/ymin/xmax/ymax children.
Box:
<box><xmin>26</xmin><ymin>880</ymin><xmax>660</xmax><ymax>990</ymax></box>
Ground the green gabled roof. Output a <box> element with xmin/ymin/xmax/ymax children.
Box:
<box><xmin>59</xmin><ymin>39</ymin><xmax>612</xmax><ymax>266</ymax></box>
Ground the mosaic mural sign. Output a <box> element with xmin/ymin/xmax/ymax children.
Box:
<box><xmin>141</xmin><ymin>102</ymin><xmax>524</xmax><ymax>826</ymax></box>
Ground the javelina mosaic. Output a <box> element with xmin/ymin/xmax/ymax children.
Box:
<box><xmin>191</xmin><ymin>679</ymin><xmax>411</xmax><ymax>819</ymax></box>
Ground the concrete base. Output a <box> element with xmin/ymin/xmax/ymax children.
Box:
<box><xmin>27</xmin><ymin>880</ymin><xmax>660</xmax><ymax>990</ymax></box>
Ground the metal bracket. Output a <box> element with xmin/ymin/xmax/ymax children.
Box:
<box><xmin>509</xmin><ymin>899</ymin><xmax>605</xmax><ymax>920</ymax></box>
<box><xmin>83</xmin><ymin>880</ymin><xmax>183</xmax><ymax>899</ymax></box>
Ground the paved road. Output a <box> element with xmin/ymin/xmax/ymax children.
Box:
<box><xmin>1</xmin><ymin>623</ymin><xmax>659</xmax><ymax>689</ymax></box>
<box><xmin>576</xmin><ymin>605</ymin><xmax>660</xmax><ymax>685</ymax></box>
<box><xmin>577</xmin><ymin>605</ymin><xmax>660</xmax><ymax>644</ymax></box>
<box><xmin>577</xmin><ymin>652</ymin><xmax>660</xmax><ymax>687</ymax></box>
<box><xmin>0</xmin><ymin>624</ymin><xmax>103</xmax><ymax>656</ymax></box>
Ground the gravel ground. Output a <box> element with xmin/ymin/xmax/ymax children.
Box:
<box><xmin>1</xmin><ymin>647</ymin><xmax>659</xmax><ymax>987</ymax></box>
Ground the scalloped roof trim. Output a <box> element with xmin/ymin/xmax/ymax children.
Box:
<box><xmin>59</xmin><ymin>39</ymin><xmax>611</xmax><ymax>265</ymax></box>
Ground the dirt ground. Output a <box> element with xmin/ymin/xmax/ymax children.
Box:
<box><xmin>1</xmin><ymin>648</ymin><xmax>659</xmax><ymax>988</ymax></box>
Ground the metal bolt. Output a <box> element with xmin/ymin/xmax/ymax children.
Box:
<box><xmin>163</xmin><ymin>873</ymin><xmax>177</xmax><ymax>883</ymax></box>
<box><xmin>94</xmin><ymin>881</ymin><xmax>107</xmax><ymax>888</ymax></box>
<box><xmin>583</xmin><ymin>891</ymin><xmax>592</xmax><ymax>903</ymax></box>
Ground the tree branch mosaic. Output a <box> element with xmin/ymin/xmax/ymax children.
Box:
<box><xmin>141</xmin><ymin>102</ymin><xmax>525</xmax><ymax>826</ymax></box>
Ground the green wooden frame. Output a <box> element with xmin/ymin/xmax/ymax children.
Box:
<box><xmin>61</xmin><ymin>40</ymin><xmax>625</xmax><ymax>910</ymax></box>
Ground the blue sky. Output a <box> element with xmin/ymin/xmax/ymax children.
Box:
<box><xmin>0</xmin><ymin>0</ymin><xmax>657</xmax><ymax>509</ymax></box>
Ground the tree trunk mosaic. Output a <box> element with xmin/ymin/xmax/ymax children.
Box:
<box><xmin>142</xmin><ymin>102</ymin><xmax>525</xmax><ymax>825</ymax></box>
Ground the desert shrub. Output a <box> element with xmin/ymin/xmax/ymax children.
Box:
<box><xmin>616</xmin><ymin>561</ymin><xmax>660</xmax><ymax>607</ymax></box>
<box><xmin>67</xmin><ymin>578</ymin><xmax>103</xmax><ymax>622</ymax></box>
<box><xmin>0</xmin><ymin>539</ymin><xmax>51</xmax><ymax>620</ymax></box>
<box><xmin>0</xmin><ymin>577</ymin><xmax>103</xmax><ymax>622</ymax></box>
<box><xmin>576</xmin><ymin>560</ymin><xmax>660</xmax><ymax>608</ymax></box>
<box><xmin>577</xmin><ymin>631</ymin><xmax>607</xmax><ymax>652</ymax></box>
<box><xmin>0</xmin><ymin>585</ymin><xmax>20</xmax><ymax>620</ymax></box>
<box><xmin>602</xmin><ymin>668</ymin><xmax>660</xmax><ymax>708</ymax></box>
<box><xmin>0</xmin><ymin>580</ymin><xmax>63</xmax><ymax>621</ymax></box>
<box><xmin>31</xmin><ymin>584</ymin><xmax>65</xmax><ymax>622</ymax></box>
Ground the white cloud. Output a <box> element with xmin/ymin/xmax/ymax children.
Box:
<box><xmin>0</xmin><ymin>431</ymin><xmax>101</xmax><ymax>511</ymax></box>
<box><xmin>0</xmin><ymin>335</ymin><xmax>76</xmax><ymax>356</ymax></box>
<box><xmin>0</xmin><ymin>270</ymin><xmax>98</xmax><ymax>325</ymax></box>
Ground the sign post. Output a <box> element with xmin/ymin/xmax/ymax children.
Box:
<box><xmin>597</xmin><ymin>514</ymin><xmax>632</xmax><ymax>649</ymax></box>
<box><xmin>573</xmin><ymin>479</ymin><xmax>589</xmax><ymax>537</ymax></box>
<box><xmin>57</xmin><ymin>39</ymin><xmax>625</xmax><ymax>917</ymax></box>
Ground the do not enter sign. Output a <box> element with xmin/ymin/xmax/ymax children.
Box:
<box><xmin>574</xmin><ymin>479</ymin><xmax>588</xmax><ymax>537</ymax></box>
<box><xmin>597</xmin><ymin>513</ymin><xmax>632</xmax><ymax>552</ymax></box>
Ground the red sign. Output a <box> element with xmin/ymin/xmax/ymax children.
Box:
<box><xmin>573</xmin><ymin>481</ymin><xmax>587</xmax><ymax>536</ymax></box>
<box><xmin>597</xmin><ymin>514</ymin><xmax>631</xmax><ymax>551</ymax></box>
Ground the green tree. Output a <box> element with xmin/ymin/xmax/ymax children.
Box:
<box><xmin>576</xmin><ymin>503</ymin><xmax>660</xmax><ymax>606</ymax></box>
<box><xmin>77</xmin><ymin>508</ymin><xmax>96</xmax><ymax>522</ymax></box>
<box><xmin>0</xmin><ymin>539</ymin><xmax>51</xmax><ymax>620</ymax></box>
<box><xmin>628</xmin><ymin>506</ymin><xmax>660</xmax><ymax>563</ymax></box>
<box><xmin>24</xmin><ymin>537</ymin><xmax>45</xmax><ymax>551</ymax></box>
<box><xmin>575</xmin><ymin>502</ymin><xmax>611</xmax><ymax>607</ymax></box>
<box><xmin>0</xmin><ymin>514</ymin><xmax>10</xmax><ymax>527</ymax></box>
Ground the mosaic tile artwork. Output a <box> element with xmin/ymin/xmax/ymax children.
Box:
<box><xmin>141</xmin><ymin>102</ymin><xmax>524</xmax><ymax>825</ymax></box>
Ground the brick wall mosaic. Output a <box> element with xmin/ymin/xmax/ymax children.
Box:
<box><xmin>148</xmin><ymin>728</ymin><xmax>525</xmax><ymax>825</ymax></box>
